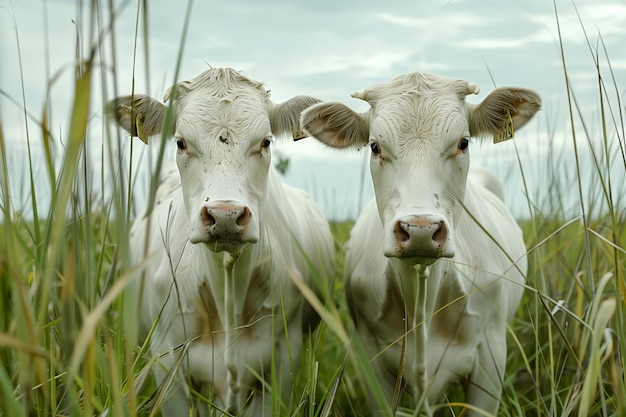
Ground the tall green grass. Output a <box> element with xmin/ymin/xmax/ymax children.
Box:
<box><xmin>0</xmin><ymin>1</ymin><xmax>624</xmax><ymax>416</ymax></box>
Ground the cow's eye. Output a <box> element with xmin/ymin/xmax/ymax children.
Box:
<box><xmin>261</xmin><ymin>137</ymin><xmax>272</xmax><ymax>149</ymax></box>
<box><xmin>458</xmin><ymin>137</ymin><xmax>469</xmax><ymax>152</ymax></box>
<box><xmin>176</xmin><ymin>138</ymin><xmax>187</xmax><ymax>151</ymax></box>
<box><xmin>370</xmin><ymin>141</ymin><xmax>381</xmax><ymax>156</ymax></box>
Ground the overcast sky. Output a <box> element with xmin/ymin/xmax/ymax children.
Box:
<box><xmin>1</xmin><ymin>0</ymin><xmax>625</xmax><ymax>220</ymax></box>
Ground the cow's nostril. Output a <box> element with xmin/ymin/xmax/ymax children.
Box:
<box><xmin>394</xmin><ymin>221</ymin><xmax>410</xmax><ymax>242</ymax></box>
<box><xmin>201</xmin><ymin>207</ymin><xmax>216</xmax><ymax>226</ymax></box>
<box><xmin>432</xmin><ymin>221</ymin><xmax>447</xmax><ymax>245</ymax></box>
<box><xmin>236</xmin><ymin>207</ymin><xmax>251</xmax><ymax>226</ymax></box>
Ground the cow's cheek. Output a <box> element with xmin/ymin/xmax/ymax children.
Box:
<box><xmin>371</xmin><ymin>166</ymin><xmax>402</xmax><ymax>228</ymax></box>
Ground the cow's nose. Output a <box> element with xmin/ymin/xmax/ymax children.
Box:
<box><xmin>201</xmin><ymin>204</ymin><xmax>251</xmax><ymax>228</ymax></box>
<box><xmin>392</xmin><ymin>215</ymin><xmax>454</xmax><ymax>259</ymax></box>
<box><xmin>198</xmin><ymin>202</ymin><xmax>253</xmax><ymax>242</ymax></box>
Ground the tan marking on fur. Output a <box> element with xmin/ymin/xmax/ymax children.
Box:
<box><xmin>241</xmin><ymin>265</ymin><xmax>271</xmax><ymax>325</ymax></box>
<box><xmin>196</xmin><ymin>281</ymin><xmax>224</xmax><ymax>340</ymax></box>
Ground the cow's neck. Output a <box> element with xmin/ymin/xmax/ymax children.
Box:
<box><xmin>222</xmin><ymin>250</ymin><xmax>245</xmax><ymax>409</ymax></box>
<box><xmin>198</xmin><ymin>245</ymin><xmax>256</xmax><ymax>328</ymax></box>
<box><xmin>388</xmin><ymin>259</ymin><xmax>443</xmax><ymax>321</ymax></box>
<box><xmin>195</xmin><ymin>245</ymin><xmax>257</xmax><ymax>412</ymax></box>
<box><xmin>389</xmin><ymin>258</ymin><xmax>449</xmax><ymax>415</ymax></box>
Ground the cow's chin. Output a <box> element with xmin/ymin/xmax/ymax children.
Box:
<box><xmin>204</xmin><ymin>240</ymin><xmax>256</xmax><ymax>255</ymax></box>
<box><xmin>385</xmin><ymin>252</ymin><xmax>440</xmax><ymax>266</ymax></box>
<box><xmin>191</xmin><ymin>237</ymin><xmax>258</xmax><ymax>254</ymax></box>
<box><xmin>383</xmin><ymin>246</ymin><xmax>455</xmax><ymax>266</ymax></box>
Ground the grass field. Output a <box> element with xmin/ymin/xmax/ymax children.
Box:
<box><xmin>1</xmin><ymin>2</ymin><xmax>624</xmax><ymax>416</ymax></box>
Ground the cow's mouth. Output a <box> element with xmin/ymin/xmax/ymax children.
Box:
<box><xmin>199</xmin><ymin>237</ymin><xmax>258</xmax><ymax>254</ymax></box>
<box><xmin>384</xmin><ymin>250</ymin><xmax>441</xmax><ymax>266</ymax></box>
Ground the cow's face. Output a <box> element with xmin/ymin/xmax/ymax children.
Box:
<box><xmin>365</xmin><ymin>88</ymin><xmax>471</xmax><ymax>263</ymax></box>
<box><xmin>110</xmin><ymin>68</ymin><xmax>320</xmax><ymax>254</ymax></box>
<box><xmin>301</xmin><ymin>72</ymin><xmax>541</xmax><ymax>265</ymax></box>
<box><xmin>170</xmin><ymin>77</ymin><xmax>274</xmax><ymax>253</ymax></box>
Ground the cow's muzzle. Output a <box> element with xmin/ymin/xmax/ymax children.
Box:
<box><xmin>385</xmin><ymin>214</ymin><xmax>455</xmax><ymax>263</ymax></box>
<box><xmin>190</xmin><ymin>200</ymin><xmax>259</xmax><ymax>251</ymax></box>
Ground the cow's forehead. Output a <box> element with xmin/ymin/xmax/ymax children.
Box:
<box><xmin>365</xmin><ymin>72</ymin><xmax>472</xmax><ymax>145</ymax></box>
<box><xmin>179</xmin><ymin>86</ymin><xmax>270</xmax><ymax>117</ymax></box>
<box><xmin>173</xmin><ymin>70</ymin><xmax>272</xmax><ymax>140</ymax></box>
<box><xmin>176</xmin><ymin>93</ymin><xmax>271</xmax><ymax>142</ymax></box>
<box><xmin>172</xmin><ymin>68</ymin><xmax>269</xmax><ymax>99</ymax></box>
<box><xmin>371</xmin><ymin>92</ymin><xmax>468</xmax><ymax>148</ymax></box>
<box><xmin>173</xmin><ymin>68</ymin><xmax>272</xmax><ymax>118</ymax></box>
<box><xmin>364</xmin><ymin>72</ymin><xmax>472</xmax><ymax>103</ymax></box>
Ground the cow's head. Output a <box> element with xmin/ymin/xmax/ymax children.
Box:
<box><xmin>111</xmin><ymin>68</ymin><xmax>319</xmax><ymax>254</ymax></box>
<box><xmin>301</xmin><ymin>72</ymin><xmax>540</xmax><ymax>265</ymax></box>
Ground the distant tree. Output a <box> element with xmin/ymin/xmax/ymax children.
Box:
<box><xmin>274</xmin><ymin>150</ymin><xmax>289</xmax><ymax>175</ymax></box>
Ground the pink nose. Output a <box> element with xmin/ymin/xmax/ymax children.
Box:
<box><xmin>392</xmin><ymin>215</ymin><xmax>453</xmax><ymax>259</ymax></box>
<box><xmin>199</xmin><ymin>202</ymin><xmax>252</xmax><ymax>241</ymax></box>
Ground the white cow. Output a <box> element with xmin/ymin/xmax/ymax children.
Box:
<box><xmin>301</xmin><ymin>72</ymin><xmax>541</xmax><ymax>416</ymax></box>
<box><xmin>110</xmin><ymin>68</ymin><xmax>335</xmax><ymax>416</ymax></box>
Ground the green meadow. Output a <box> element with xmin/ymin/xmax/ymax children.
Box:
<box><xmin>0</xmin><ymin>2</ymin><xmax>624</xmax><ymax>416</ymax></box>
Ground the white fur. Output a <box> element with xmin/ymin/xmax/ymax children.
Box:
<box><xmin>114</xmin><ymin>68</ymin><xmax>334</xmax><ymax>416</ymax></box>
<box><xmin>301</xmin><ymin>71</ymin><xmax>540</xmax><ymax>416</ymax></box>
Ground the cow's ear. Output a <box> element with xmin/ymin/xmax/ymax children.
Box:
<box><xmin>270</xmin><ymin>95</ymin><xmax>322</xmax><ymax>140</ymax></box>
<box><xmin>107</xmin><ymin>94</ymin><xmax>168</xmax><ymax>144</ymax></box>
<box><xmin>469</xmin><ymin>87</ymin><xmax>541</xmax><ymax>143</ymax></box>
<box><xmin>300</xmin><ymin>102</ymin><xmax>369</xmax><ymax>149</ymax></box>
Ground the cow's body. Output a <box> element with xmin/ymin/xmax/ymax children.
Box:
<box><xmin>301</xmin><ymin>72</ymin><xmax>540</xmax><ymax>416</ymax></box>
<box><xmin>111</xmin><ymin>68</ymin><xmax>334</xmax><ymax>416</ymax></box>
<box><xmin>345</xmin><ymin>180</ymin><xmax>526</xmax><ymax>414</ymax></box>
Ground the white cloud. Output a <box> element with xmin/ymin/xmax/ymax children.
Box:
<box><xmin>455</xmin><ymin>32</ymin><xmax>549</xmax><ymax>49</ymax></box>
<box><xmin>1</xmin><ymin>0</ymin><xmax>625</xmax><ymax>220</ymax></box>
<box><xmin>377</xmin><ymin>11</ymin><xmax>483</xmax><ymax>30</ymax></box>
